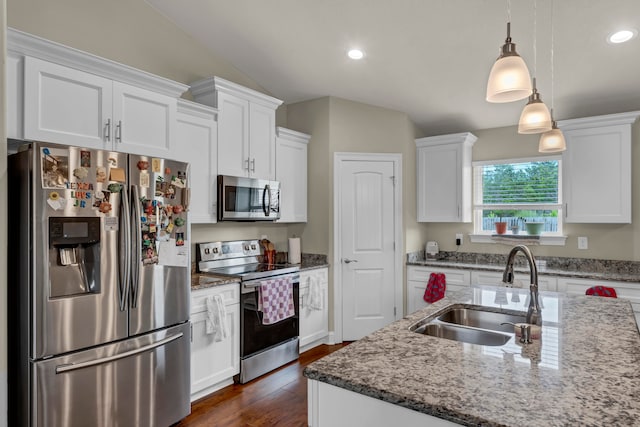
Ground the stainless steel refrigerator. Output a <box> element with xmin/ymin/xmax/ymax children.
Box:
<box><xmin>8</xmin><ymin>141</ymin><xmax>192</xmax><ymax>427</ymax></box>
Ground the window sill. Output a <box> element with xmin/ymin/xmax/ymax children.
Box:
<box><xmin>469</xmin><ymin>233</ymin><xmax>567</xmax><ymax>246</ymax></box>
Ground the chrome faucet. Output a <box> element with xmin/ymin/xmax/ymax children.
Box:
<box><xmin>502</xmin><ymin>245</ymin><xmax>542</xmax><ymax>326</ymax></box>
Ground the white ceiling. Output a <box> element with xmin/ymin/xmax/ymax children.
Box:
<box><xmin>146</xmin><ymin>0</ymin><xmax>640</xmax><ymax>136</ymax></box>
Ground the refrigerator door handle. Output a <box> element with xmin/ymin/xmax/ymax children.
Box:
<box><xmin>54</xmin><ymin>332</ymin><xmax>184</xmax><ymax>374</ymax></box>
<box><xmin>131</xmin><ymin>184</ymin><xmax>142</xmax><ymax>309</ymax></box>
<box><xmin>119</xmin><ymin>184</ymin><xmax>132</xmax><ymax>312</ymax></box>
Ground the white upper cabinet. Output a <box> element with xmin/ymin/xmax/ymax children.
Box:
<box><xmin>24</xmin><ymin>56</ymin><xmax>113</xmax><ymax>150</ymax></box>
<box><xmin>276</xmin><ymin>127</ymin><xmax>310</xmax><ymax>223</ymax></box>
<box><xmin>176</xmin><ymin>100</ymin><xmax>218</xmax><ymax>223</ymax></box>
<box><xmin>190</xmin><ymin>76</ymin><xmax>283</xmax><ymax>181</ymax></box>
<box><xmin>9</xmin><ymin>28</ymin><xmax>187</xmax><ymax>158</ymax></box>
<box><xmin>416</xmin><ymin>132</ymin><xmax>476</xmax><ymax>222</ymax></box>
<box><xmin>559</xmin><ymin>111</ymin><xmax>640</xmax><ymax>223</ymax></box>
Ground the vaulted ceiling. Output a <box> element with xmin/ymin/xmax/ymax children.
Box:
<box><xmin>147</xmin><ymin>0</ymin><xmax>640</xmax><ymax>135</ymax></box>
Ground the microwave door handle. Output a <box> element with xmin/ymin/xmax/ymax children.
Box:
<box><xmin>262</xmin><ymin>184</ymin><xmax>271</xmax><ymax>216</ymax></box>
<box><xmin>119</xmin><ymin>184</ymin><xmax>131</xmax><ymax>312</ymax></box>
<box><xmin>131</xmin><ymin>185</ymin><xmax>142</xmax><ymax>309</ymax></box>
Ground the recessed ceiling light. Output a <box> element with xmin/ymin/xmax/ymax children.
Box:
<box><xmin>347</xmin><ymin>49</ymin><xmax>364</xmax><ymax>60</ymax></box>
<box><xmin>608</xmin><ymin>29</ymin><xmax>637</xmax><ymax>44</ymax></box>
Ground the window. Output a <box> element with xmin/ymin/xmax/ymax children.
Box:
<box><xmin>473</xmin><ymin>157</ymin><xmax>562</xmax><ymax>235</ymax></box>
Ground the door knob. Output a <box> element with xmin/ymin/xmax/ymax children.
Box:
<box><xmin>343</xmin><ymin>258</ymin><xmax>358</xmax><ymax>264</ymax></box>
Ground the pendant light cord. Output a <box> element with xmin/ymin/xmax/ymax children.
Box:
<box><xmin>550</xmin><ymin>0</ymin><xmax>555</xmax><ymax>113</ymax></box>
<box><xmin>533</xmin><ymin>0</ymin><xmax>537</xmax><ymax>77</ymax></box>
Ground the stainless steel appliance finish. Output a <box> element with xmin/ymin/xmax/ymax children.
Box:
<box><xmin>217</xmin><ymin>175</ymin><xmax>281</xmax><ymax>221</ymax></box>
<box><xmin>196</xmin><ymin>240</ymin><xmax>299</xmax><ymax>384</ymax></box>
<box><xmin>8</xmin><ymin>141</ymin><xmax>191</xmax><ymax>427</ymax></box>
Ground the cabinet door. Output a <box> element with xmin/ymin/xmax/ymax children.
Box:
<box><xmin>176</xmin><ymin>110</ymin><xmax>218</xmax><ymax>223</ymax></box>
<box><xmin>299</xmin><ymin>269</ymin><xmax>329</xmax><ymax>350</ymax></box>
<box><xmin>112</xmin><ymin>81</ymin><xmax>176</xmax><ymax>157</ymax></box>
<box><xmin>563</xmin><ymin>124</ymin><xmax>631</xmax><ymax>223</ymax></box>
<box><xmin>406</xmin><ymin>267</ymin><xmax>471</xmax><ymax>315</ymax></box>
<box><xmin>190</xmin><ymin>303</ymin><xmax>240</xmax><ymax>400</ymax></box>
<box><xmin>24</xmin><ymin>56</ymin><xmax>112</xmax><ymax>149</ymax></box>
<box><xmin>7</xmin><ymin>52</ymin><xmax>23</xmax><ymax>140</ymax></box>
<box><xmin>249</xmin><ymin>102</ymin><xmax>276</xmax><ymax>180</ymax></box>
<box><xmin>217</xmin><ymin>92</ymin><xmax>250</xmax><ymax>177</ymax></box>
<box><xmin>276</xmin><ymin>135</ymin><xmax>308</xmax><ymax>222</ymax></box>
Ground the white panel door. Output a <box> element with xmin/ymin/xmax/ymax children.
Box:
<box><xmin>24</xmin><ymin>56</ymin><xmax>112</xmax><ymax>149</ymax></box>
<box><xmin>340</xmin><ymin>160</ymin><xmax>396</xmax><ymax>340</ymax></box>
<box><xmin>112</xmin><ymin>81</ymin><xmax>175</xmax><ymax>157</ymax></box>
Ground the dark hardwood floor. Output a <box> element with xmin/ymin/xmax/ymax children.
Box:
<box><xmin>176</xmin><ymin>344</ymin><xmax>348</xmax><ymax>427</ymax></box>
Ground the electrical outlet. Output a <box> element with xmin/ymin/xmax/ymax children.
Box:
<box><xmin>578</xmin><ymin>236</ymin><xmax>588</xmax><ymax>250</ymax></box>
<box><xmin>455</xmin><ymin>233</ymin><xmax>463</xmax><ymax>246</ymax></box>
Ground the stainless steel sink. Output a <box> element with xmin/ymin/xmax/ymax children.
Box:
<box><xmin>437</xmin><ymin>305</ymin><xmax>527</xmax><ymax>333</ymax></box>
<box><xmin>409</xmin><ymin>304</ymin><xmax>527</xmax><ymax>346</ymax></box>
<box><xmin>412</xmin><ymin>323</ymin><xmax>512</xmax><ymax>346</ymax></box>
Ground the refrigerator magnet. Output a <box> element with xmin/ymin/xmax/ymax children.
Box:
<box><xmin>80</xmin><ymin>150</ymin><xmax>91</xmax><ymax>167</ymax></box>
<box><xmin>96</xmin><ymin>166</ymin><xmax>107</xmax><ymax>183</ymax></box>
<box><xmin>152</xmin><ymin>158</ymin><xmax>161</xmax><ymax>173</ymax></box>
<box><xmin>140</xmin><ymin>172</ymin><xmax>150</xmax><ymax>188</ymax></box>
<box><xmin>41</xmin><ymin>148</ymin><xmax>69</xmax><ymax>189</ymax></box>
<box><xmin>137</xmin><ymin>160</ymin><xmax>149</xmax><ymax>171</ymax></box>
<box><xmin>109</xmin><ymin>168</ymin><xmax>126</xmax><ymax>183</ymax></box>
<box><xmin>73</xmin><ymin>167</ymin><xmax>89</xmax><ymax>180</ymax></box>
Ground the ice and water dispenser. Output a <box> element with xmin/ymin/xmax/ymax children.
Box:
<box><xmin>49</xmin><ymin>217</ymin><xmax>101</xmax><ymax>297</ymax></box>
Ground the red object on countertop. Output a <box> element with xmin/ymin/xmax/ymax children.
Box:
<box><xmin>585</xmin><ymin>286</ymin><xmax>617</xmax><ymax>298</ymax></box>
<box><xmin>423</xmin><ymin>273</ymin><xmax>446</xmax><ymax>303</ymax></box>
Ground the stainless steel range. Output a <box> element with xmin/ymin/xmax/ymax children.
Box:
<box><xmin>196</xmin><ymin>240</ymin><xmax>300</xmax><ymax>383</ymax></box>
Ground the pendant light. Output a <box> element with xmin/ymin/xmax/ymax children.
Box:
<box><xmin>539</xmin><ymin>0</ymin><xmax>566</xmax><ymax>152</ymax></box>
<box><xmin>518</xmin><ymin>0</ymin><xmax>552</xmax><ymax>134</ymax></box>
<box><xmin>486</xmin><ymin>1</ymin><xmax>532</xmax><ymax>103</ymax></box>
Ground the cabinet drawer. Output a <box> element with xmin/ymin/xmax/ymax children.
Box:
<box><xmin>191</xmin><ymin>283</ymin><xmax>239</xmax><ymax>314</ymax></box>
<box><xmin>407</xmin><ymin>266</ymin><xmax>470</xmax><ymax>286</ymax></box>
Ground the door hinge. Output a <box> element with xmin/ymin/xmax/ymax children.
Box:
<box><xmin>389</xmin><ymin>175</ymin><xmax>396</xmax><ymax>186</ymax></box>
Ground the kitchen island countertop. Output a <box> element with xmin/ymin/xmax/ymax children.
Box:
<box><xmin>304</xmin><ymin>286</ymin><xmax>640</xmax><ymax>426</ymax></box>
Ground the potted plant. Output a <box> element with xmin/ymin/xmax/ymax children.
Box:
<box><xmin>510</xmin><ymin>218</ymin><xmax>521</xmax><ymax>235</ymax></box>
<box><xmin>494</xmin><ymin>215</ymin><xmax>507</xmax><ymax>235</ymax></box>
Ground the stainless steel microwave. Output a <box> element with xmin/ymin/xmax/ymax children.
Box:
<box><xmin>217</xmin><ymin>175</ymin><xmax>281</xmax><ymax>221</ymax></box>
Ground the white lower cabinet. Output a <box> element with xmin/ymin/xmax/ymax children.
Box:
<box><xmin>557</xmin><ymin>277</ymin><xmax>640</xmax><ymax>325</ymax></box>
<box><xmin>471</xmin><ymin>270</ymin><xmax>557</xmax><ymax>292</ymax></box>
<box><xmin>406</xmin><ymin>266</ymin><xmax>471</xmax><ymax>315</ymax></box>
<box><xmin>190</xmin><ymin>283</ymin><xmax>240</xmax><ymax>401</ymax></box>
<box><xmin>299</xmin><ymin>268</ymin><xmax>329</xmax><ymax>352</ymax></box>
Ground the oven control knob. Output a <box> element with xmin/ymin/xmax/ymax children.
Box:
<box><xmin>244</xmin><ymin>244</ymin><xmax>250</xmax><ymax>251</ymax></box>
<box><xmin>212</xmin><ymin>247</ymin><xmax>219</xmax><ymax>254</ymax></box>
<box><xmin>204</xmin><ymin>248</ymin><xmax>210</xmax><ymax>255</ymax></box>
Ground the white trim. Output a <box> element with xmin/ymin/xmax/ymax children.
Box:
<box><xmin>276</xmin><ymin>126</ymin><xmax>311</xmax><ymax>144</ymax></box>
<box><xmin>7</xmin><ymin>27</ymin><xmax>188</xmax><ymax>97</ymax></box>
<box><xmin>472</xmin><ymin>154</ymin><xmax>562</xmax><ymax>167</ymax></box>
<box><xmin>557</xmin><ymin>111</ymin><xmax>640</xmax><ymax>130</ymax></box>
<box><xmin>333</xmin><ymin>152</ymin><xmax>404</xmax><ymax>343</ymax></box>
<box><xmin>469</xmin><ymin>233</ymin><xmax>567</xmax><ymax>246</ymax></box>
<box><xmin>190</xmin><ymin>76</ymin><xmax>283</xmax><ymax>109</ymax></box>
<box><xmin>176</xmin><ymin>98</ymin><xmax>218</xmax><ymax>120</ymax></box>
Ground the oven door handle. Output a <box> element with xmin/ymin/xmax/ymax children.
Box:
<box><xmin>242</xmin><ymin>273</ymin><xmax>300</xmax><ymax>292</ymax></box>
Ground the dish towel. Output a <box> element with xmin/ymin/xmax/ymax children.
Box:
<box><xmin>586</xmin><ymin>286</ymin><xmax>618</xmax><ymax>298</ymax></box>
<box><xmin>423</xmin><ymin>272</ymin><xmax>446</xmax><ymax>303</ymax></box>
<box><xmin>205</xmin><ymin>294</ymin><xmax>229</xmax><ymax>342</ymax></box>
<box><xmin>258</xmin><ymin>276</ymin><xmax>295</xmax><ymax>325</ymax></box>
<box><xmin>308</xmin><ymin>275</ymin><xmax>323</xmax><ymax>311</ymax></box>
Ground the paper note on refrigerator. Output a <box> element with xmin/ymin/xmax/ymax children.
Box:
<box><xmin>158</xmin><ymin>239</ymin><xmax>189</xmax><ymax>267</ymax></box>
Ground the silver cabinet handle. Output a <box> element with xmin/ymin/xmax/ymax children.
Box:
<box><xmin>115</xmin><ymin>120</ymin><xmax>122</xmax><ymax>142</ymax></box>
<box><xmin>245</xmin><ymin>158</ymin><xmax>250</xmax><ymax>171</ymax></box>
<box><xmin>343</xmin><ymin>258</ymin><xmax>358</xmax><ymax>264</ymax></box>
<box><xmin>251</xmin><ymin>158</ymin><xmax>256</xmax><ymax>172</ymax></box>
<box><xmin>105</xmin><ymin>118</ymin><xmax>111</xmax><ymax>142</ymax></box>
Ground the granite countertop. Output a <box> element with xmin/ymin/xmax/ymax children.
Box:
<box><xmin>191</xmin><ymin>256</ymin><xmax>329</xmax><ymax>290</ymax></box>
<box><xmin>407</xmin><ymin>253</ymin><xmax>640</xmax><ymax>283</ymax></box>
<box><xmin>304</xmin><ymin>286</ymin><xmax>640</xmax><ymax>426</ymax></box>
